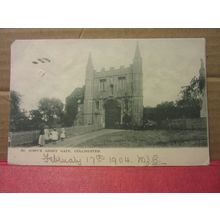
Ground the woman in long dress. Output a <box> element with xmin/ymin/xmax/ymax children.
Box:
<box><xmin>44</xmin><ymin>127</ymin><xmax>50</xmax><ymax>144</ymax></box>
<box><xmin>38</xmin><ymin>128</ymin><xmax>45</xmax><ymax>147</ymax></box>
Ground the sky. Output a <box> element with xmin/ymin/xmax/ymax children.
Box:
<box><xmin>10</xmin><ymin>39</ymin><xmax>206</xmax><ymax>111</ymax></box>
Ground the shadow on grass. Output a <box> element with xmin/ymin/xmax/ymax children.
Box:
<box><xmin>76</xmin><ymin>129</ymin><xmax>208</xmax><ymax>148</ymax></box>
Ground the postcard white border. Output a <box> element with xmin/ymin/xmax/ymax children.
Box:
<box><xmin>8</xmin><ymin>147</ymin><xmax>209</xmax><ymax>166</ymax></box>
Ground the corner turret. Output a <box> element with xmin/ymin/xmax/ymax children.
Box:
<box><xmin>131</xmin><ymin>42</ymin><xmax>143</xmax><ymax>127</ymax></box>
<box><xmin>86</xmin><ymin>53</ymin><xmax>94</xmax><ymax>79</ymax></box>
<box><xmin>84</xmin><ymin>53</ymin><xmax>95</xmax><ymax>125</ymax></box>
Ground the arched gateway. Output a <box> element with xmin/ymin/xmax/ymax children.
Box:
<box><xmin>104</xmin><ymin>99</ymin><xmax>121</xmax><ymax>129</ymax></box>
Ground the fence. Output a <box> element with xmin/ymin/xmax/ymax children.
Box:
<box><xmin>10</xmin><ymin>125</ymin><xmax>102</xmax><ymax>147</ymax></box>
<box><xmin>10</xmin><ymin>130</ymin><xmax>40</xmax><ymax>146</ymax></box>
<box><xmin>160</xmin><ymin>118</ymin><xmax>207</xmax><ymax>130</ymax></box>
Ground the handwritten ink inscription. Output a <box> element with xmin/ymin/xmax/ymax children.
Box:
<box><xmin>42</xmin><ymin>153</ymin><xmax>82</xmax><ymax>165</ymax></box>
<box><xmin>137</xmin><ymin>155</ymin><xmax>160</xmax><ymax>166</ymax></box>
<box><xmin>40</xmin><ymin>152</ymin><xmax>166</xmax><ymax>166</ymax></box>
<box><xmin>109</xmin><ymin>156</ymin><xmax>131</xmax><ymax>165</ymax></box>
<box><xmin>86</xmin><ymin>154</ymin><xmax>105</xmax><ymax>164</ymax></box>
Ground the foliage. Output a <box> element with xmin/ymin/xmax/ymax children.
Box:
<box><xmin>144</xmin><ymin>102</ymin><xmax>177</xmax><ymax>123</ymax></box>
<box><xmin>10</xmin><ymin>88</ymin><xmax>85</xmax><ymax>131</ymax></box>
<box><xmin>10</xmin><ymin>91</ymin><xmax>21</xmax><ymax>118</ymax></box>
<box><xmin>156</xmin><ymin>101</ymin><xmax>177</xmax><ymax>121</ymax></box>
<box><xmin>176</xmin><ymin>76</ymin><xmax>201</xmax><ymax>107</ymax></box>
<box><xmin>144</xmin><ymin>75</ymin><xmax>204</xmax><ymax>123</ymax></box>
<box><xmin>38</xmin><ymin>98</ymin><xmax>64</xmax><ymax>127</ymax></box>
<box><xmin>176</xmin><ymin>76</ymin><xmax>202</xmax><ymax>118</ymax></box>
<box><xmin>63</xmin><ymin>86</ymin><xmax>85</xmax><ymax>126</ymax></box>
<box><xmin>9</xmin><ymin>91</ymin><xmax>29</xmax><ymax>131</ymax></box>
<box><xmin>28</xmin><ymin>109</ymin><xmax>44</xmax><ymax>130</ymax></box>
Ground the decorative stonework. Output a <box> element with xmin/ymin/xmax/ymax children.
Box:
<box><xmin>81</xmin><ymin>43</ymin><xmax>144</xmax><ymax>128</ymax></box>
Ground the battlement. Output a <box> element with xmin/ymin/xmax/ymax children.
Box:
<box><xmin>95</xmin><ymin>65</ymin><xmax>132</xmax><ymax>78</ymax></box>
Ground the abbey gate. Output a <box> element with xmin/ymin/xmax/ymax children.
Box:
<box><xmin>75</xmin><ymin>43</ymin><xmax>144</xmax><ymax>129</ymax></box>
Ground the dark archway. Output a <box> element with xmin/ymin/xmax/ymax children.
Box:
<box><xmin>104</xmin><ymin>99</ymin><xmax>121</xmax><ymax>129</ymax></box>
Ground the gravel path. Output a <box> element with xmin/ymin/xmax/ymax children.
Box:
<box><xmin>46</xmin><ymin>129</ymin><xmax>124</xmax><ymax>147</ymax></box>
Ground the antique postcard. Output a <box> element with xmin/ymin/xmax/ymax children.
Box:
<box><xmin>8</xmin><ymin>39</ymin><xmax>209</xmax><ymax>166</ymax></box>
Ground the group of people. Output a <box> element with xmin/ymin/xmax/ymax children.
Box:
<box><xmin>38</xmin><ymin>127</ymin><xmax>66</xmax><ymax>147</ymax></box>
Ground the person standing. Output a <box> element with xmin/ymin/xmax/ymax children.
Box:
<box><xmin>38</xmin><ymin>128</ymin><xmax>45</xmax><ymax>147</ymax></box>
<box><xmin>8</xmin><ymin>132</ymin><xmax>12</xmax><ymax>147</ymax></box>
<box><xmin>51</xmin><ymin>128</ymin><xmax>58</xmax><ymax>144</ymax></box>
<box><xmin>44</xmin><ymin>127</ymin><xmax>50</xmax><ymax>144</ymax></box>
<box><xmin>60</xmin><ymin>128</ymin><xmax>66</xmax><ymax>141</ymax></box>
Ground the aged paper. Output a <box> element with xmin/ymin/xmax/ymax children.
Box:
<box><xmin>8</xmin><ymin>39</ymin><xmax>209</xmax><ymax>166</ymax></box>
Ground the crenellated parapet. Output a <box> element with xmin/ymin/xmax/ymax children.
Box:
<box><xmin>95</xmin><ymin>65</ymin><xmax>132</xmax><ymax>78</ymax></box>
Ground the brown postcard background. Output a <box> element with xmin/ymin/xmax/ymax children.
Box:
<box><xmin>0</xmin><ymin>28</ymin><xmax>220</xmax><ymax>161</ymax></box>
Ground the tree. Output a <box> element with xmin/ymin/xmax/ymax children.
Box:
<box><xmin>9</xmin><ymin>90</ymin><xmax>29</xmax><ymax>131</ymax></box>
<box><xmin>64</xmin><ymin>86</ymin><xmax>85</xmax><ymax>126</ymax></box>
<box><xmin>156</xmin><ymin>101</ymin><xmax>177</xmax><ymax>120</ymax></box>
<box><xmin>143</xmin><ymin>76</ymin><xmax>204</xmax><ymax>123</ymax></box>
<box><xmin>29</xmin><ymin>109</ymin><xmax>44</xmax><ymax>130</ymax></box>
<box><xmin>38</xmin><ymin>98</ymin><xmax>64</xmax><ymax>127</ymax></box>
<box><xmin>176</xmin><ymin>76</ymin><xmax>202</xmax><ymax>118</ymax></box>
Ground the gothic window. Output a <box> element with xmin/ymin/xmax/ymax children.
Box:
<box><xmin>96</xmin><ymin>101</ymin><xmax>99</xmax><ymax>110</ymax></box>
<box><xmin>125</xmin><ymin>99</ymin><xmax>128</xmax><ymax>111</ymax></box>
<box><xmin>110</xmin><ymin>84</ymin><xmax>114</xmax><ymax>95</ymax></box>
<box><xmin>118</xmin><ymin>76</ymin><xmax>126</xmax><ymax>90</ymax></box>
<box><xmin>100</xmin><ymin>79</ymin><xmax>106</xmax><ymax>91</ymax></box>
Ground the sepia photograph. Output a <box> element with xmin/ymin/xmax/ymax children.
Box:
<box><xmin>8</xmin><ymin>39</ymin><xmax>209</xmax><ymax>166</ymax></box>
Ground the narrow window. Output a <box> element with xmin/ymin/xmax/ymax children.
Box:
<box><xmin>118</xmin><ymin>76</ymin><xmax>126</xmax><ymax>90</ymax></box>
<box><xmin>100</xmin><ymin>79</ymin><xmax>106</xmax><ymax>91</ymax></box>
<box><xmin>96</xmin><ymin>101</ymin><xmax>99</xmax><ymax>110</ymax></box>
<box><xmin>110</xmin><ymin>84</ymin><xmax>114</xmax><ymax>95</ymax></box>
<box><xmin>125</xmin><ymin>99</ymin><xmax>128</xmax><ymax>111</ymax></box>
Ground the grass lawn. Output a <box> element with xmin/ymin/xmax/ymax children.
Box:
<box><xmin>77</xmin><ymin>129</ymin><xmax>208</xmax><ymax>148</ymax></box>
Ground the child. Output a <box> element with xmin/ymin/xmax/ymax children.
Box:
<box><xmin>60</xmin><ymin>128</ymin><xmax>66</xmax><ymax>141</ymax></box>
<box><xmin>8</xmin><ymin>132</ymin><xmax>12</xmax><ymax>147</ymax></box>
<box><xmin>51</xmin><ymin>128</ymin><xmax>58</xmax><ymax>144</ymax></box>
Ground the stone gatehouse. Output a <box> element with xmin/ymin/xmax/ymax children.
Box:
<box><xmin>76</xmin><ymin>43</ymin><xmax>143</xmax><ymax>129</ymax></box>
